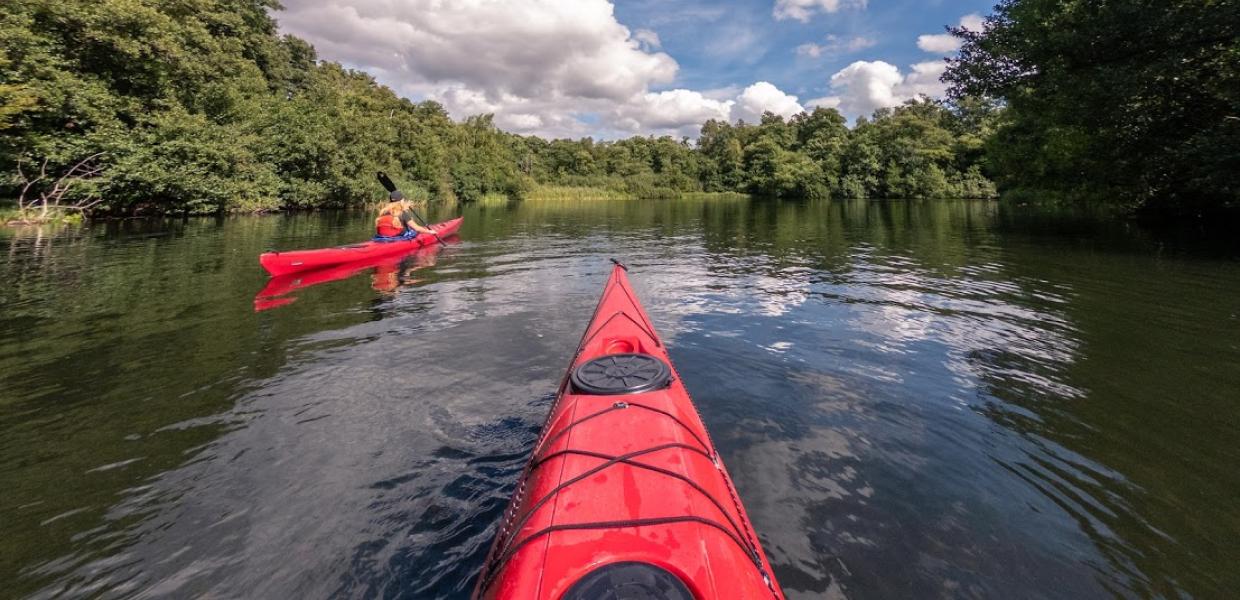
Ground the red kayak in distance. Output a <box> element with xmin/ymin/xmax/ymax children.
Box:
<box><xmin>253</xmin><ymin>239</ymin><xmax>454</xmax><ymax>312</ymax></box>
<box><xmin>258</xmin><ymin>217</ymin><xmax>463</xmax><ymax>277</ymax></box>
<box><xmin>475</xmin><ymin>263</ymin><xmax>785</xmax><ymax>600</ymax></box>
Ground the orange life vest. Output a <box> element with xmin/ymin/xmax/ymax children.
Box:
<box><xmin>375</xmin><ymin>213</ymin><xmax>405</xmax><ymax>237</ymax></box>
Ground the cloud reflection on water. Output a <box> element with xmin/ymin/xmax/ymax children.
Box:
<box><xmin>11</xmin><ymin>199</ymin><xmax>1231</xmax><ymax>599</ymax></box>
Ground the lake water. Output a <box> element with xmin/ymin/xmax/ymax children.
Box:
<box><xmin>2</xmin><ymin>198</ymin><xmax>1239</xmax><ymax>599</ymax></box>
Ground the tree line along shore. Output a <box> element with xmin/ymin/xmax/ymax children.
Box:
<box><xmin>1</xmin><ymin>0</ymin><xmax>1235</xmax><ymax>223</ymax></box>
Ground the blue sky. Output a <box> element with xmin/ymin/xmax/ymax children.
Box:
<box><xmin>615</xmin><ymin>0</ymin><xmax>994</xmax><ymax>98</ymax></box>
<box><xmin>275</xmin><ymin>0</ymin><xmax>996</xmax><ymax>138</ymax></box>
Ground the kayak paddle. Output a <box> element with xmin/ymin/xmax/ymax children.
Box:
<box><xmin>376</xmin><ymin>171</ymin><xmax>447</xmax><ymax>247</ymax></box>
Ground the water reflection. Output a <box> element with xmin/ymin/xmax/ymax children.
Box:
<box><xmin>2</xmin><ymin>199</ymin><xmax>1238</xmax><ymax>599</ymax></box>
<box><xmin>254</xmin><ymin>238</ymin><xmax>458</xmax><ymax>311</ymax></box>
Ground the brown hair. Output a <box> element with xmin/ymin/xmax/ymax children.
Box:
<box><xmin>379</xmin><ymin>200</ymin><xmax>409</xmax><ymax>216</ymax></box>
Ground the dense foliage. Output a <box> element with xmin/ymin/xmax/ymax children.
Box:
<box><xmin>521</xmin><ymin>102</ymin><xmax>996</xmax><ymax>201</ymax></box>
<box><xmin>945</xmin><ymin>0</ymin><xmax>1240</xmax><ymax>218</ymax></box>
<box><xmin>0</xmin><ymin>0</ymin><xmax>524</xmax><ymax>213</ymax></box>
<box><xmin>1</xmin><ymin>0</ymin><xmax>994</xmax><ymax>216</ymax></box>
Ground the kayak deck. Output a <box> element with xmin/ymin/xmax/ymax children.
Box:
<box><xmin>475</xmin><ymin>263</ymin><xmax>784</xmax><ymax>599</ymax></box>
<box><xmin>258</xmin><ymin>217</ymin><xmax>462</xmax><ymax>276</ymax></box>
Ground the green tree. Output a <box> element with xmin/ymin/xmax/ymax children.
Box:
<box><xmin>1</xmin><ymin>0</ymin><xmax>526</xmax><ymax>215</ymax></box>
<box><xmin>793</xmin><ymin>107</ymin><xmax>849</xmax><ymax>191</ymax></box>
<box><xmin>945</xmin><ymin>0</ymin><xmax>1240</xmax><ymax>217</ymax></box>
<box><xmin>1</xmin><ymin>0</ymin><xmax>1003</xmax><ymax>215</ymax></box>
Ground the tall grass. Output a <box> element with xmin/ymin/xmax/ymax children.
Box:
<box><xmin>1</xmin><ymin>202</ymin><xmax>88</xmax><ymax>225</ymax></box>
<box><xmin>1</xmin><ymin>204</ymin><xmax>22</xmax><ymax>223</ymax></box>
<box><xmin>523</xmin><ymin>185</ymin><xmax>750</xmax><ymax>202</ymax></box>
<box><xmin>525</xmin><ymin>186</ymin><xmax>635</xmax><ymax>201</ymax></box>
<box><xmin>677</xmin><ymin>191</ymin><xmax>751</xmax><ymax>202</ymax></box>
<box><xmin>475</xmin><ymin>193</ymin><xmax>515</xmax><ymax>207</ymax></box>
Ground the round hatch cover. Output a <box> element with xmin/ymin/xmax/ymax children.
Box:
<box><xmin>571</xmin><ymin>353</ymin><xmax>671</xmax><ymax>395</ymax></box>
<box><xmin>562</xmin><ymin>562</ymin><xmax>693</xmax><ymax>600</ymax></box>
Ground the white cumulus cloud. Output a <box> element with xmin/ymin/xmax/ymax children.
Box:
<box><xmin>917</xmin><ymin>13</ymin><xmax>985</xmax><ymax>54</ymax></box>
<box><xmin>900</xmin><ymin>61</ymin><xmax>949</xmax><ymax>98</ymax></box>
<box><xmin>916</xmin><ymin>34</ymin><xmax>961</xmax><ymax>54</ymax></box>
<box><xmin>774</xmin><ymin>0</ymin><xmax>868</xmax><ymax>22</ymax></box>
<box><xmin>813</xmin><ymin>60</ymin><xmax>947</xmax><ymax>119</ymax></box>
<box><xmin>612</xmin><ymin>83</ymin><xmax>808</xmax><ymax>136</ymax></box>
<box><xmin>633</xmin><ymin>28</ymin><xmax>662</xmax><ymax>50</ymax></box>
<box><xmin>612</xmin><ymin>89</ymin><xmax>733</xmax><ymax>134</ymax></box>
<box><xmin>805</xmin><ymin>95</ymin><xmax>841</xmax><ymax>109</ymax></box>
<box><xmin>279</xmin><ymin>0</ymin><xmax>678</xmax><ymax>101</ymax></box>
<box><xmin>959</xmin><ymin>13</ymin><xmax>986</xmax><ymax>32</ymax></box>
<box><xmin>500</xmin><ymin>113</ymin><xmax>546</xmax><ymax>131</ymax></box>
<box><xmin>731</xmin><ymin>82</ymin><xmax>805</xmax><ymax>123</ymax></box>
<box><xmin>274</xmin><ymin>0</ymin><xmax>814</xmax><ymax>138</ymax></box>
<box><xmin>276</xmin><ymin>0</ymin><xmax>685</xmax><ymax>137</ymax></box>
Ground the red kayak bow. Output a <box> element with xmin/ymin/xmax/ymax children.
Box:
<box><xmin>475</xmin><ymin>263</ymin><xmax>785</xmax><ymax>600</ymax></box>
<box><xmin>258</xmin><ymin>217</ymin><xmax>463</xmax><ymax>276</ymax></box>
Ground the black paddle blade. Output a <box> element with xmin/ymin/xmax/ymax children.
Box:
<box><xmin>376</xmin><ymin>171</ymin><xmax>397</xmax><ymax>192</ymax></box>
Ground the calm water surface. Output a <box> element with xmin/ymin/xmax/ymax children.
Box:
<box><xmin>2</xmin><ymin>199</ymin><xmax>1239</xmax><ymax>599</ymax></box>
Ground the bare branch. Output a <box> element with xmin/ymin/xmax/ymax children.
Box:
<box><xmin>16</xmin><ymin>158</ymin><xmax>48</xmax><ymax>212</ymax></box>
<box><xmin>12</xmin><ymin>153</ymin><xmax>108</xmax><ymax>220</ymax></box>
<box><xmin>39</xmin><ymin>152</ymin><xmax>107</xmax><ymax>208</ymax></box>
<box><xmin>51</xmin><ymin>152</ymin><xmax>105</xmax><ymax>192</ymax></box>
<box><xmin>59</xmin><ymin>196</ymin><xmax>105</xmax><ymax>211</ymax></box>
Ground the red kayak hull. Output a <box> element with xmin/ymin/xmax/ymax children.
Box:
<box><xmin>258</xmin><ymin>217</ymin><xmax>463</xmax><ymax>276</ymax></box>
<box><xmin>475</xmin><ymin>264</ymin><xmax>785</xmax><ymax>600</ymax></box>
<box><xmin>253</xmin><ymin>240</ymin><xmax>453</xmax><ymax>311</ymax></box>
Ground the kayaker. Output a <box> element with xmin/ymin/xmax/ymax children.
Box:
<box><xmin>375</xmin><ymin>192</ymin><xmax>437</xmax><ymax>239</ymax></box>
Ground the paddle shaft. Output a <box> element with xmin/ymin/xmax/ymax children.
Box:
<box><xmin>377</xmin><ymin>171</ymin><xmax>446</xmax><ymax>246</ymax></box>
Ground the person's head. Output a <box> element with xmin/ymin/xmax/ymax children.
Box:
<box><xmin>380</xmin><ymin>200</ymin><xmax>404</xmax><ymax>216</ymax></box>
<box><xmin>383</xmin><ymin>191</ymin><xmax>412</xmax><ymax>213</ymax></box>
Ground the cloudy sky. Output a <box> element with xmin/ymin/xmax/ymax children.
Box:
<box><xmin>274</xmin><ymin>0</ymin><xmax>993</xmax><ymax>139</ymax></box>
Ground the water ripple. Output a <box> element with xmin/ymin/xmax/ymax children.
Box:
<box><xmin>3</xmin><ymin>200</ymin><xmax>1239</xmax><ymax>599</ymax></box>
